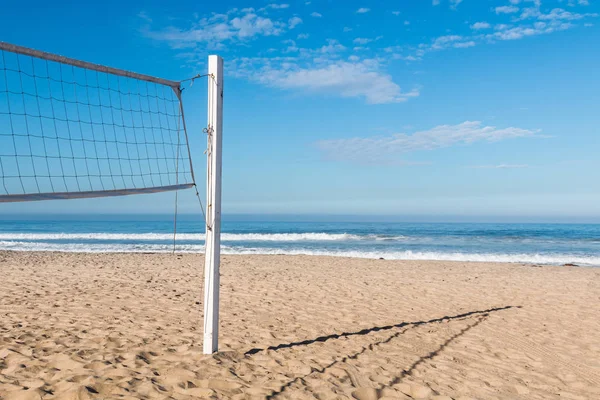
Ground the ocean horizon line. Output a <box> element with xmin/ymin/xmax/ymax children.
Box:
<box><xmin>1</xmin><ymin>213</ymin><xmax>600</xmax><ymax>224</ymax></box>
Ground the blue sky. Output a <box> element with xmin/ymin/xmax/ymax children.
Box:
<box><xmin>0</xmin><ymin>0</ymin><xmax>599</xmax><ymax>220</ymax></box>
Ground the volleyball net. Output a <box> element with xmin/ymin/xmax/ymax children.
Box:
<box><xmin>0</xmin><ymin>41</ymin><xmax>196</xmax><ymax>202</ymax></box>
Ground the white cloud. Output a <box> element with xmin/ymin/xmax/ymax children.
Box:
<box><xmin>485</xmin><ymin>17</ymin><xmax>581</xmax><ymax>41</ymax></box>
<box><xmin>353</xmin><ymin>37</ymin><xmax>373</xmax><ymax>44</ymax></box>
<box><xmin>267</xmin><ymin>3</ymin><xmax>290</xmax><ymax>9</ymax></box>
<box><xmin>433</xmin><ymin>35</ymin><xmax>463</xmax><ymax>44</ymax></box>
<box><xmin>288</xmin><ymin>16</ymin><xmax>302</xmax><ymax>29</ymax></box>
<box><xmin>297</xmin><ymin>33</ymin><xmax>309</xmax><ymax>39</ymax></box>
<box><xmin>487</xmin><ymin>26</ymin><xmax>538</xmax><ymax>40</ymax></box>
<box><xmin>538</xmin><ymin>8</ymin><xmax>598</xmax><ymax>21</ymax></box>
<box><xmin>433</xmin><ymin>0</ymin><xmax>441</xmax><ymax>5</ymax></box>
<box><xmin>143</xmin><ymin>11</ymin><xmax>287</xmax><ymax>48</ymax></box>
<box><xmin>471</xmin><ymin>22</ymin><xmax>491</xmax><ymax>30</ymax></box>
<box><xmin>519</xmin><ymin>7</ymin><xmax>542</xmax><ymax>19</ymax></box>
<box><xmin>246</xmin><ymin>59</ymin><xmax>419</xmax><ymax>104</ymax></box>
<box><xmin>454</xmin><ymin>41</ymin><xmax>476</xmax><ymax>48</ymax></box>
<box><xmin>392</xmin><ymin>11</ymin><xmax>401</xmax><ymax>16</ymax></box>
<box><xmin>281</xmin><ymin>39</ymin><xmax>298</xmax><ymax>53</ymax></box>
<box><xmin>316</xmin><ymin>121</ymin><xmax>540</xmax><ymax>163</ymax></box>
<box><xmin>404</xmin><ymin>0</ymin><xmax>598</xmax><ymax>57</ymax></box>
<box><xmin>231</xmin><ymin>14</ymin><xmax>281</xmax><ymax>38</ymax></box>
<box><xmin>356</xmin><ymin>8</ymin><xmax>370</xmax><ymax>14</ymax></box>
<box><xmin>310</xmin><ymin>12</ymin><xmax>322</xmax><ymax>18</ymax></box>
<box><xmin>343</xmin><ymin>27</ymin><xmax>353</xmax><ymax>32</ymax></box>
<box><xmin>496</xmin><ymin>6</ymin><xmax>520</xmax><ymax>14</ymax></box>
<box><xmin>430</xmin><ymin>35</ymin><xmax>475</xmax><ymax>50</ymax></box>
<box><xmin>318</xmin><ymin>39</ymin><xmax>346</xmax><ymax>53</ymax></box>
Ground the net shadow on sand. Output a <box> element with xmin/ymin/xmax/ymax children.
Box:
<box><xmin>243</xmin><ymin>305</ymin><xmax>520</xmax><ymax>399</ymax></box>
<box><xmin>246</xmin><ymin>305</ymin><xmax>518</xmax><ymax>356</ymax></box>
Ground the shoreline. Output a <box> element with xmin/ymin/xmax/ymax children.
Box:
<box><xmin>1</xmin><ymin>252</ymin><xmax>599</xmax><ymax>399</ymax></box>
<box><xmin>0</xmin><ymin>249</ymin><xmax>598</xmax><ymax>267</ymax></box>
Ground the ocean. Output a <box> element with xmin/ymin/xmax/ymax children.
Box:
<box><xmin>0</xmin><ymin>215</ymin><xmax>599</xmax><ymax>266</ymax></box>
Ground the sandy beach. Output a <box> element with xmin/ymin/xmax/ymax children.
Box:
<box><xmin>0</xmin><ymin>252</ymin><xmax>599</xmax><ymax>399</ymax></box>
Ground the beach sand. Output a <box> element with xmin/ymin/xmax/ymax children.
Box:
<box><xmin>0</xmin><ymin>252</ymin><xmax>599</xmax><ymax>400</ymax></box>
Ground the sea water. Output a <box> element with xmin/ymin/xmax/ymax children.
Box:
<box><xmin>0</xmin><ymin>215</ymin><xmax>599</xmax><ymax>266</ymax></box>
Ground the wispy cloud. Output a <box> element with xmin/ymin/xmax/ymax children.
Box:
<box><xmin>431</xmin><ymin>35</ymin><xmax>468</xmax><ymax>49</ymax></box>
<box><xmin>418</xmin><ymin>34</ymin><xmax>477</xmax><ymax>52</ymax></box>
<box><xmin>316</xmin><ymin>121</ymin><xmax>541</xmax><ymax>163</ymax></box>
<box><xmin>267</xmin><ymin>3</ymin><xmax>290</xmax><ymax>10</ymax></box>
<box><xmin>484</xmin><ymin>18</ymin><xmax>578</xmax><ymax>41</ymax></box>
<box><xmin>471</xmin><ymin>22</ymin><xmax>491</xmax><ymax>30</ymax></box>
<box><xmin>352</xmin><ymin>36</ymin><xmax>382</xmax><ymax>45</ymax></box>
<box><xmin>141</xmin><ymin>4</ymin><xmax>423</xmax><ymax>105</ymax></box>
<box><xmin>496</xmin><ymin>6</ymin><xmax>520</xmax><ymax>14</ymax></box>
<box><xmin>141</xmin><ymin>1</ymin><xmax>597</xmax><ymax>105</ymax></box>
<box><xmin>234</xmin><ymin>57</ymin><xmax>419</xmax><ymax>104</ymax></box>
<box><xmin>538</xmin><ymin>8</ymin><xmax>598</xmax><ymax>20</ymax></box>
<box><xmin>406</xmin><ymin>5</ymin><xmax>597</xmax><ymax>57</ymax></box>
<box><xmin>288</xmin><ymin>16</ymin><xmax>302</xmax><ymax>29</ymax></box>
<box><xmin>143</xmin><ymin>10</ymin><xmax>289</xmax><ymax>48</ymax></box>
<box><xmin>353</xmin><ymin>37</ymin><xmax>373</xmax><ymax>45</ymax></box>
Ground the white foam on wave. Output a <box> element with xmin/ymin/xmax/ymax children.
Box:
<box><xmin>0</xmin><ymin>232</ymin><xmax>368</xmax><ymax>242</ymax></box>
<box><xmin>1</xmin><ymin>241</ymin><xmax>598</xmax><ymax>266</ymax></box>
<box><xmin>374</xmin><ymin>235</ymin><xmax>409</xmax><ymax>241</ymax></box>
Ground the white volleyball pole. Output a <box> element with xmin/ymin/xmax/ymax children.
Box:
<box><xmin>203</xmin><ymin>55</ymin><xmax>223</xmax><ymax>354</ymax></box>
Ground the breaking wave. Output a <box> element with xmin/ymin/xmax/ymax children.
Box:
<box><xmin>1</xmin><ymin>240</ymin><xmax>598</xmax><ymax>266</ymax></box>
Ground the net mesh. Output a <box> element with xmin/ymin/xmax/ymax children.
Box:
<box><xmin>0</xmin><ymin>44</ymin><xmax>194</xmax><ymax>202</ymax></box>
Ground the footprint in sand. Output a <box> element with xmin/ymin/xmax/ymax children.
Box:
<box><xmin>2</xmin><ymin>389</ymin><xmax>43</xmax><ymax>400</ymax></box>
<box><xmin>47</xmin><ymin>354</ymin><xmax>84</xmax><ymax>371</ymax></box>
<box><xmin>207</xmin><ymin>379</ymin><xmax>243</xmax><ymax>391</ymax></box>
<box><xmin>352</xmin><ymin>387</ymin><xmax>381</xmax><ymax>400</ymax></box>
